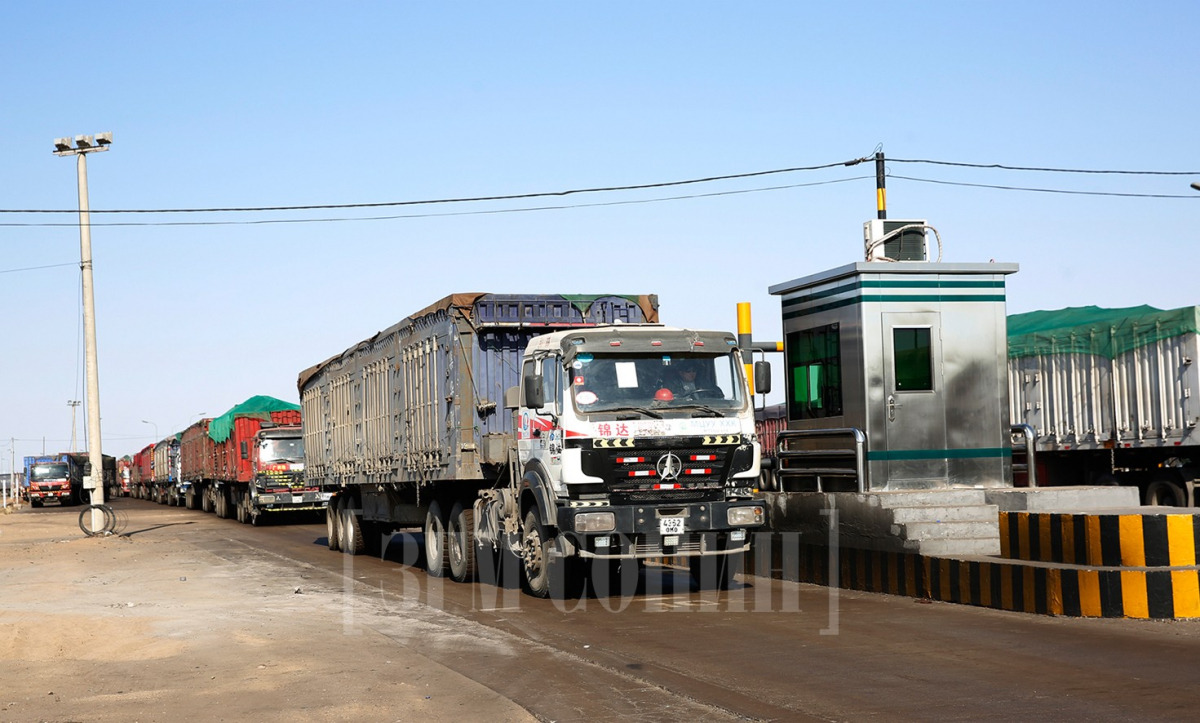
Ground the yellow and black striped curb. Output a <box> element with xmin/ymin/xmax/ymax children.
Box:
<box><xmin>1000</xmin><ymin>511</ymin><xmax>1200</xmax><ymax>567</ymax></box>
<box><xmin>753</xmin><ymin>541</ymin><xmax>1200</xmax><ymax>619</ymax></box>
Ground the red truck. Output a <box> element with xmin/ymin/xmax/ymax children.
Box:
<box><xmin>178</xmin><ymin>396</ymin><xmax>326</xmax><ymax>524</ymax></box>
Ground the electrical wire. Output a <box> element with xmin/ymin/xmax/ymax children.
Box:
<box><xmin>0</xmin><ymin>262</ymin><xmax>78</xmax><ymax>274</ymax></box>
<box><xmin>890</xmin><ymin>174</ymin><xmax>1200</xmax><ymax>199</ymax></box>
<box><xmin>890</xmin><ymin>158</ymin><xmax>1200</xmax><ymax>175</ymax></box>
<box><xmin>0</xmin><ymin>175</ymin><xmax>874</xmax><ymax>229</ymax></box>
<box><xmin>0</xmin><ymin>157</ymin><xmax>871</xmax><ymax>215</ymax></box>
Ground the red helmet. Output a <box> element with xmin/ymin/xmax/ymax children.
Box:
<box><xmin>654</xmin><ymin>388</ymin><xmax>674</xmax><ymax>402</ymax></box>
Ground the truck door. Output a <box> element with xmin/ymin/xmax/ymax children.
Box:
<box><xmin>517</xmin><ymin>356</ymin><xmax>564</xmax><ymax>482</ymax></box>
<box><xmin>881</xmin><ymin>312</ymin><xmax>948</xmax><ymax>485</ymax></box>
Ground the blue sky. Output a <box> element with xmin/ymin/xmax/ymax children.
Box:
<box><xmin>2</xmin><ymin>1</ymin><xmax>1197</xmax><ymax>467</ymax></box>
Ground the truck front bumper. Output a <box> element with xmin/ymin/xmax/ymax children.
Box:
<box><xmin>555</xmin><ymin>499</ymin><xmax>766</xmax><ymax>559</ymax></box>
<box><xmin>252</xmin><ymin>490</ymin><xmax>332</xmax><ymax>512</ymax></box>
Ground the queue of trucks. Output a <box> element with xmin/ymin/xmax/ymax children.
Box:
<box><xmin>58</xmin><ymin>285</ymin><xmax>1200</xmax><ymax>600</ymax></box>
<box><xmin>125</xmin><ymin>396</ymin><xmax>324</xmax><ymax>524</ymax></box>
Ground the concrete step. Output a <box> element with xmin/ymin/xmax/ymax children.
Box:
<box><xmin>870</xmin><ymin>489</ymin><xmax>990</xmax><ymax>508</ymax></box>
<box><xmin>984</xmin><ymin>486</ymin><xmax>1140</xmax><ymax>512</ymax></box>
<box><xmin>913</xmin><ymin>537</ymin><xmax>1002</xmax><ymax>556</ymax></box>
<box><xmin>902</xmin><ymin>520</ymin><xmax>1000</xmax><ymax>541</ymax></box>
<box><xmin>890</xmin><ymin>504</ymin><xmax>998</xmax><ymax>524</ymax></box>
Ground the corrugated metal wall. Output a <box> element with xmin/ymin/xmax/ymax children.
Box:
<box><xmin>1010</xmin><ymin>332</ymin><xmax>1200</xmax><ymax>449</ymax></box>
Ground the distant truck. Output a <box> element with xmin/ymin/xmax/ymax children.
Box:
<box><xmin>23</xmin><ymin>453</ymin><xmax>115</xmax><ymax>507</ymax></box>
<box><xmin>178</xmin><ymin>397</ymin><xmax>322</xmax><ymax>524</ymax></box>
<box><xmin>1008</xmin><ymin>304</ymin><xmax>1200</xmax><ymax>506</ymax></box>
<box><xmin>301</xmin><ymin>293</ymin><xmax>768</xmax><ymax>597</ymax></box>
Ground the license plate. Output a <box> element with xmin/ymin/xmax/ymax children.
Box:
<box><xmin>292</xmin><ymin>495</ymin><xmax>304</xmax><ymax>504</ymax></box>
<box><xmin>659</xmin><ymin>517</ymin><xmax>685</xmax><ymax>535</ymax></box>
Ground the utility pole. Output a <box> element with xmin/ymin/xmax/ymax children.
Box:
<box><xmin>68</xmin><ymin>400</ymin><xmax>81</xmax><ymax>452</ymax></box>
<box><xmin>875</xmin><ymin>150</ymin><xmax>887</xmax><ymax>220</ymax></box>
<box><xmin>54</xmin><ymin>133</ymin><xmax>112</xmax><ymax>533</ymax></box>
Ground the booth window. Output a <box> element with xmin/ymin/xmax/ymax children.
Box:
<box><xmin>893</xmin><ymin>327</ymin><xmax>933</xmax><ymax>391</ymax></box>
<box><xmin>786</xmin><ymin>323</ymin><xmax>843</xmax><ymax>420</ymax></box>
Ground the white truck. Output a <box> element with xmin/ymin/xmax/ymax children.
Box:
<box><xmin>301</xmin><ymin>293</ymin><xmax>768</xmax><ymax>597</ymax></box>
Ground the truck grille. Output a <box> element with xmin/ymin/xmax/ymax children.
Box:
<box><xmin>598</xmin><ymin>443</ymin><xmax>735</xmax><ymax>491</ymax></box>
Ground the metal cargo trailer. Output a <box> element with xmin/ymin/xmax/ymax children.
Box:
<box><xmin>1008</xmin><ymin>305</ymin><xmax>1200</xmax><ymax>505</ymax></box>
<box><xmin>299</xmin><ymin>293</ymin><xmax>659</xmax><ymax>490</ymax></box>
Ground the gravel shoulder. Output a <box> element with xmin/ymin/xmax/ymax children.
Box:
<box><xmin>0</xmin><ymin>501</ymin><xmax>536</xmax><ymax>723</ymax></box>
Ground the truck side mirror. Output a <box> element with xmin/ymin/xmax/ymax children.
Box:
<box><xmin>504</xmin><ymin>386</ymin><xmax>521</xmax><ymax>410</ymax></box>
<box><xmin>240</xmin><ymin>441</ymin><xmax>249</xmax><ymax>460</ymax></box>
<box><xmin>754</xmin><ymin>361</ymin><xmax>772</xmax><ymax>395</ymax></box>
<box><xmin>523</xmin><ymin>374</ymin><xmax>545</xmax><ymax>409</ymax></box>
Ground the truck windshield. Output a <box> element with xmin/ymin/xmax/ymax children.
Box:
<box><xmin>260</xmin><ymin>437</ymin><xmax>305</xmax><ymax>463</ymax></box>
<box><xmin>31</xmin><ymin>464</ymin><xmax>68</xmax><ymax>481</ymax></box>
<box><xmin>570</xmin><ymin>352</ymin><xmax>745</xmax><ymax>413</ymax></box>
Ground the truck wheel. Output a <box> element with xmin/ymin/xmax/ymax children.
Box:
<box><xmin>521</xmin><ymin>508</ymin><xmax>583</xmax><ymax>599</ymax></box>
<box><xmin>326</xmin><ymin>498</ymin><xmax>342</xmax><ymax>551</ymax></box>
<box><xmin>236</xmin><ymin>492</ymin><xmax>249</xmax><ymax>524</ymax></box>
<box><xmin>447</xmin><ymin>501</ymin><xmax>477</xmax><ymax>583</ymax></box>
<box><xmin>342</xmin><ymin>501</ymin><xmax>364</xmax><ymax>555</ymax></box>
<box><xmin>168</xmin><ymin>490</ymin><xmax>179</xmax><ymax>507</ymax></box>
<box><xmin>424</xmin><ymin>500</ymin><xmax>449</xmax><ymax>577</ymax></box>
<box><xmin>184</xmin><ymin>487</ymin><xmax>196</xmax><ymax>510</ymax></box>
<box><xmin>31</xmin><ymin>500</ymin><xmax>44</xmax><ymax>508</ymax></box>
<box><xmin>216</xmin><ymin>488</ymin><xmax>230</xmax><ymax>519</ymax></box>
<box><xmin>689</xmin><ymin>553</ymin><xmax>742</xmax><ymax>591</ymax></box>
<box><xmin>201</xmin><ymin>486</ymin><xmax>214</xmax><ymax>514</ymax></box>
<box><xmin>1145</xmin><ymin>479</ymin><xmax>1186</xmax><ymax>507</ymax></box>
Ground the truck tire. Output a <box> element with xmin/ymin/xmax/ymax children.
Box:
<box><xmin>689</xmin><ymin>553</ymin><xmax>742</xmax><ymax>591</ymax></box>
<box><xmin>1145</xmin><ymin>479</ymin><xmax>1186</xmax><ymax>507</ymax></box>
<box><xmin>236</xmin><ymin>491</ymin><xmax>249</xmax><ymax>524</ymax></box>
<box><xmin>326</xmin><ymin>498</ymin><xmax>342</xmax><ymax>551</ymax></box>
<box><xmin>520</xmin><ymin>508</ymin><xmax>583</xmax><ymax>599</ymax></box>
<box><xmin>201</xmin><ymin>486</ymin><xmax>214</xmax><ymax>514</ymax></box>
<box><xmin>168</xmin><ymin>489</ymin><xmax>179</xmax><ymax>507</ymax></box>
<box><xmin>31</xmin><ymin>499</ymin><xmax>44</xmax><ymax>508</ymax></box>
<box><xmin>184</xmin><ymin>487</ymin><xmax>196</xmax><ymax>510</ymax></box>
<box><xmin>447</xmin><ymin>501</ymin><xmax>477</xmax><ymax>583</ymax></box>
<box><xmin>424</xmin><ymin>500</ymin><xmax>450</xmax><ymax>577</ymax></box>
<box><xmin>341</xmin><ymin>501</ymin><xmax>364</xmax><ymax>556</ymax></box>
<box><xmin>216</xmin><ymin>488</ymin><xmax>231</xmax><ymax>519</ymax></box>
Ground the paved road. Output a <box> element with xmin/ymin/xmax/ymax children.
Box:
<box><xmin>69</xmin><ymin>499</ymin><xmax>1200</xmax><ymax>721</ymax></box>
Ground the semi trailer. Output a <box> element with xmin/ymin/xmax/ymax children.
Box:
<box><xmin>301</xmin><ymin>293</ymin><xmax>768</xmax><ymax>598</ymax></box>
<box><xmin>182</xmin><ymin>397</ymin><xmax>322</xmax><ymax>524</ymax></box>
<box><xmin>1008</xmin><ymin>304</ymin><xmax>1200</xmax><ymax>506</ymax></box>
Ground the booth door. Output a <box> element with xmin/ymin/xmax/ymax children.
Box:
<box><xmin>881</xmin><ymin>312</ymin><xmax>948</xmax><ymax>486</ymax></box>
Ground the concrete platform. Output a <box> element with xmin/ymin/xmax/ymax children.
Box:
<box><xmin>984</xmin><ymin>486</ymin><xmax>1140</xmax><ymax>512</ymax></box>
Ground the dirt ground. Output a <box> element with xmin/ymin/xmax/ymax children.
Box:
<box><xmin>0</xmin><ymin>502</ymin><xmax>535</xmax><ymax>723</ymax></box>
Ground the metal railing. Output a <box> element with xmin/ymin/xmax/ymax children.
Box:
<box><xmin>775</xmin><ymin>428</ymin><xmax>867</xmax><ymax>493</ymax></box>
<box><xmin>1010</xmin><ymin>423</ymin><xmax>1038</xmax><ymax>488</ymax></box>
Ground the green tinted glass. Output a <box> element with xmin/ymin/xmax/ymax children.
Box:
<box><xmin>894</xmin><ymin>328</ymin><xmax>932</xmax><ymax>391</ymax></box>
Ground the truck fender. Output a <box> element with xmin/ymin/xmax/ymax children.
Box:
<box><xmin>520</xmin><ymin>464</ymin><xmax>557</xmax><ymax>530</ymax></box>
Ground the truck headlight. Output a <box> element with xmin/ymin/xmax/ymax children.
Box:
<box><xmin>727</xmin><ymin>506</ymin><xmax>764</xmax><ymax>526</ymax></box>
<box><xmin>575</xmin><ymin>511</ymin><xmax>616</xmax><ymax>533</ymax></box>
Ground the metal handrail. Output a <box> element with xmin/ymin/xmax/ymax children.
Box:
<box><xmin>1010</xmin><ymin>423</ymin><xmax>1038</xmax><ymax>488</ymax></box>
<box><xmin>775</xmin><ymin>427</ymin><xmax>867</xmax><ymax>493</ymax></box>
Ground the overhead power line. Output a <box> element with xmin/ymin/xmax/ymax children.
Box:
<box><xmin>891</xmin><ymin>175</ymin><xmax>1200</xmax><ymax>199</ymax></box>
<box><xmin>0</xmin><ymin>158</ymin><xmax>871</xmax><ymax>215</ymax></box>
<box><xmin>0</xmin><ymin>262</ymin><xmax>78</xmax><ymax>274</ymax></box>
<box><xmin>0</xmin><ymin>175</ymin><xmax>874</xmax><ymax>229</ymax></box>
<box><xmin>890</xmin><ymin>158</ymin><xmax>1200</xmax><ymax>176</ymax></box>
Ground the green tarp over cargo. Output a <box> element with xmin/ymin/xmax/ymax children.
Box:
<box><xmin>207</xmin><ymin>395</ymin><xmax>301</xmax><ymax>444</ymax></box>
<box><xmin>1008</xmin><ymin>305</ymin><xmax>1200</xmax><ymax>359</ymax></box>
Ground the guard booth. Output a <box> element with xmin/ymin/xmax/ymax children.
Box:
<box><xmin>768</xmin><ymin>259</ymin><xmax>1019</xmax><ymax>492</ymax></box>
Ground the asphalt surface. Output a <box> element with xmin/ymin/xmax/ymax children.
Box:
<box><xmin>25</xmin><ymin>497</ymin><xmax>1200</xmax><ymax>722</ymax></box>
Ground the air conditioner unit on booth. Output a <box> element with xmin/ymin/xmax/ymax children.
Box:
<box><xmin>864</xmin><ymin>219</ymin><xmax>929</xmax><ymax>262</ymax></box>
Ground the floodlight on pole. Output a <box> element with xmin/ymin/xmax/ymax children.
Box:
<box><xmin>54</xmin><ymin>132</ymin><xmax>113</xmax><ymax>535</ymax></box>
<box><xmin>1191</xmin><ymin>182</ymin><xmax>1200</xmax><ymax>192</ymax></box>
<box><xmin>142</xmin><ymin>420</ymin><xmax>158</xmax><ymax>440</ymax></box>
